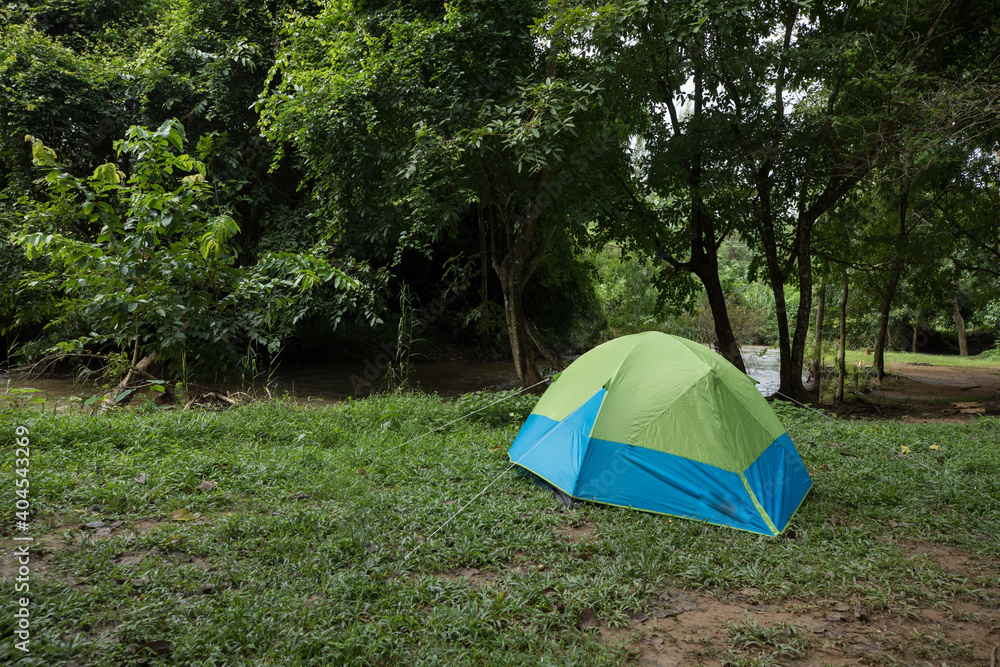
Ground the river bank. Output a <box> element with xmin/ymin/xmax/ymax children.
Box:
<box><xmin>4</xmin><ymin>348</ymin><xmax>999</xmax><ymax>423</ymax></box>
<box><xmin>0</xmin><ymin>346</ymin><xmax>791</xmax><ymax>406</ymax></box>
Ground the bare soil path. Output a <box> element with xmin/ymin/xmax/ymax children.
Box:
<box><xmin>834</xmin><ymin>361</ymin><xmax>1000</xmax><ymax>421</ymax></box>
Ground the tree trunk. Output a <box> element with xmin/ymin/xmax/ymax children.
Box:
<box><xmin>477</xmin><ymin>204</ymin><xmax>489</xmax><ymax>309</ymax></box>
<box><xmin>813</xmin><ymin>278</ymin><xmax>826</xmax><ymax>402</ymax></box>
<box><xmin>911</xmin><ymin>319</ymin><xmax>919</xmax><ymax>352</ymax></box>
<box><xmin>873</xmin><ymin>257</ymin><xmax>903</xmax><ymax>386</ymax></box>
<box><xmin>107</xmin><ymin>352</ymin><xmax>158</xmax><ymax>407</ymax></box>
<box><xmin>700</xmin><ymin>266</ymin><xmax>747</xmax><ymax>373</ymax></box>
<box><xmin>953</xmin><ymin>296</ymin><xmax>968</xmax><ymax>356</ymax></box>
<box><xmin>526</xmin><ymin>319</ymin><xmax>564</xmax><ymax>371</ymax></box>
<box><xmin>501</xmin><ymin>284</ymin><xmax>543</xmax><ymax>390</ymax></box>
<box><xmin>875</xmin><ymin>177</ymin><xmax>910</xmax><ymax>386</ymax></box>
<box><xmin>767</xmin><ymin>276</ymin><xmax>792</xmax><ymax>391</ymax></box>
<box><xmin>776</xmin><ymin>218</ymin><xmax>816</xmax><ymax>402</ymax></box>
<box><xmin>837</xmin><ymin>277</ymin><xmax>848</xmax><ymax>405</ymax></box>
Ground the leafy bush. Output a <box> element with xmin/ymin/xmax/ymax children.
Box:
<box><xmin>976</xmin><ymin>347</ymin><xmax>1000</xmax><ymax>360</ymax></box>
<box><xmin>11</xmin><ymin>120</ymin><xmax>355</xmax><ymax>381</ymax></box>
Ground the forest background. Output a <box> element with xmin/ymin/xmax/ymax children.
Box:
<box><xmin>2</xmin><ymin>0</ymin><xmax>999</xmax><ymax>402</ymax></box>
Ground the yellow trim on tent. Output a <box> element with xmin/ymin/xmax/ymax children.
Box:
<box><xmin>739</xmin><ymin>472</ymin><xmax>779</xmax><ymax>536</ymax></box>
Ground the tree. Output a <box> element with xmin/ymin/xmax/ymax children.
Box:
<box><xmin>547</xmin><ymin>0</ymin><xmax>1000</xmax><ymax>400</ymax></box>
<box><xmin>1</xmin><ymin>0</ymin><xmax>333</xmax><ymax>358</ymax></box>
<box><xmin>13</xmin><ymin>120</ymin><xmax>353</xmax><ymax>389</ymax></box>
<box><xmin>260</xmin><ymin>0</ymin><xmax>625</xmax><ymax>388</ymax></box>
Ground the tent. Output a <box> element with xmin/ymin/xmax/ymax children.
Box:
<box><xmin>508</xmin><ymin>332</ymin><xmax>812</xmax><ymax>535</ymax></box>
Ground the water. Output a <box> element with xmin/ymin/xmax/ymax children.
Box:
<box><xmin>2</xmin><ymin>346</ymin><xmax>789</xmax><ymax>404</ymax></box>
<box><xmin>742</xmin><ymin>346</ymin><xmax>784</xmax><ymax>397</ymax></box>
<box><xmin>263</xmin><ymin>359</ymin><xmax>522</xmax><ymax>401</ymax></box>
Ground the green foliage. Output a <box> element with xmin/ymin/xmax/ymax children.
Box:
<box><xmin>725</xmin><ymin>616</ymin><xmax>809</xmax><ymax>661</ymax></box>
<box><xmin>590</xmin><ymin>245</ymin><xmax>666</xmax><ymax>338</ymax></box>
<box><xmin>12</xmin><ymin>120</ymin><xmax>355</xmax><ymax>379</ymax></box>
<box><xmin>976</xmin><ymin>347</ymin><xmax>1000</xmax><ymax>361</ymax></box>
<box><xmin>1</xmin><ymin>0</ymin><xmax>168</xmax><ymax>52</ymax></box>
<box><xmin>0</xmin><ymin>21</ymin><xmax>126</xmax><ymax>205</ymax></box>
<box><xmin>3</xmin><ymin>0</ymin><xmax>999</xmax><ymax>374</ymax></box>
<box><xmin>452</xmin><ymin>389</ymin><xmax>539</xmax><ymax>427</ymax></box>
<box><xmin>589</xmin><ymin>239</ymin><xmax>780</xmax><ymax>346</ymax></box>
<box><xmin>258</xmin><ymin>0</ymin><xmax>630</xmax><ymax>380</ymax></box>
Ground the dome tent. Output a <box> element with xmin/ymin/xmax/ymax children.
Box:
<box><xmin>508</xmin><ymin>332</ymin><xmax>812</xmax><ymax>535</ymax></box>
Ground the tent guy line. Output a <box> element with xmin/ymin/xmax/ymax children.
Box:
<box><xmin>339</xmin><ymin>377</ymin><xmax>552</xmax><ymax>539</ymax></box>
<box><xmin>402</xmin><ymin>395</ymin><xmax>574</xmax><ymax>561</ymax></box>
<box><xmin>774</xmin><ymin>391</ymin><xmax>1000</xmax><ymax>509</ymax></box>
<box><xmin>402</xmin><ymin>460</ymin><xmax>519</xmax><ymax>561</ymax></box>
<box><xmin>363</xmin><ymin>377</ymin><xmax>551</xmax><ymax>461</ymax></box>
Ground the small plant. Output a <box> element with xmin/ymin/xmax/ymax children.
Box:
<box><xmin>452</xmin><ymin>389</ymin><xmax>539</xmax><ymax>426</ymax></box>
<box><xmin>0</xmin><ymin>385</ymin><xmax>47</xmax><ymax>407</ymax></box>
<box><xmin>692</xmin><ymin>635</ymin><xmax>720</xmax><ymax>659</ymax></box>
<box><xmin>721</xmin><ymin>650</ymin><xmax>780</xmax><ymax>667</ymax></box>
<box><xmin>898</xmin><ymin>600</ymin><xmax>922</xmax><ymax>621</ymax></box>
<box><xmin>946</xmin><ymin>608</ymin><xmax>984</xmax><ymax>623</ymax></box>
<box><xmin>383</xmin><ymin>284</ymin><xmax>420</xmax><ymax>391</ymax></box>
<box><xmin>910</xmin><ymin>626</ymin><xmax>977</xmax><ymax>660</ymax></box>
<box><xmin>726</xmin><ymin>616</ymin><xmax>810</xmax><ymax>660</ymax></box>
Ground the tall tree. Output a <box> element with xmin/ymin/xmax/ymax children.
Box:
<box><xmin>547</xmin><ymin>0</ymin><xmax>999</xmax><ymax>400</ymax></box>
<box><xmin>260</xmin><ymin>0</ymin><xmax>625</xmax><ymax>387</ymax></box>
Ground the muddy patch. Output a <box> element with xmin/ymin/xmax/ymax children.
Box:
<box><xmin>842</xmin><ymin>362</ymin><xmax>1000</xmax><ymax>421</ymax></box>
<box><xmin>599</xmin><ymin>540</ymin><xmax>999</xmax><ymax>666</ymax></box>
<box><xmin>556</xmin><ymin>521</ymin><xmax>596</xmax><ymax>542</ymax></box>
<box><xmin>435</xmin><ymin>566</ymin><xmax>500</xmax><ymax>587</ymax></box>
<box><xmin>603</xmin><ymin>588</ymin><xmax>997</xmax><ymax>666</ymax></box>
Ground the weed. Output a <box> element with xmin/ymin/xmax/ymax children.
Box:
<box><xmin>910</xmin><ymin>626</ymin><xmax>978</xmax><ymax>660</ymax></box>
<box><xmin>721</xmin><ymin>649</ymin><xmax>781</xmax><ymax>666</ymax></box>
<box><xmin>726</xmin><ymin>616</ymin><xmax>810</xmax><ymax>659</ymax></box>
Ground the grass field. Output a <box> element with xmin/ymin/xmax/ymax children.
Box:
<box><xmin>821</xmin><ymin>348</ymin><xmax>1000</xmax><ymax>370</ymax></box>
<box><xmin>1</xmin><ymin>393</ymin><xmax>998</xmax><ymax>665</ymax></box>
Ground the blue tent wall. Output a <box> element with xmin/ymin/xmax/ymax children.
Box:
<box><xmin>573</xmin><ymin>439</ymin><xmax>775</xmax><ymax>533</ymax></box>
<box><xmin>743</xmin><ymin>433</ymin><xmax>813</xmax><ymax>532</ymax></box>
<box><xmin>509</xmin><ymin>390</ymin><xmax>812</xmax><ymax>535</ymax></box>
<box><xmin>508</xmin><ymin>390</ymin><xmax>605</xmax><ymax>493</ymax></box>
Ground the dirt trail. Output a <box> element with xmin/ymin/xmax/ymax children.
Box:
<box><xmin>608</xmin><ymin>583</ymin><xmax>998</xmax><ymax>665</ymax></box>
<box><xmin>836</xmin><ymin>362</ymin><xmax>1000</xmax><ymax>420</ymax></box>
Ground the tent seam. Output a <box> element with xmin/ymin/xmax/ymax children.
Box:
<box><xmin>739</xmin><ymin>471</ymin><xmax>779</xmax><ymax>535</ymax></box>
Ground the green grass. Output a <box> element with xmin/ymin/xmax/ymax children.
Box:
<box><xmin>821</xmin><ymin>348</ymin><xmax>1000</xmax><ymax>369</ymax></box>
<box><xmin>1</xmin><ymin>394</ymin><xmax>999</xmax><ymax>665</ymax></box>
<box><xmin>725</xmin><ymin>616</ymin><xmax>809</xmax><ymax>660</ymax></box>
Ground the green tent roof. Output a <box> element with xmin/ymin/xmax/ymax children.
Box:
<box><xmin>532</xmin><ymin>332</ymin><xmax>784</xmax><ymax>472</ymax></box>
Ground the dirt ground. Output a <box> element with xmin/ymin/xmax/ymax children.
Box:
<box><xmin>603</xmin><ymin>546</ymin><xmax>1000</xmax><ymax>665</ymax></box>
<box><xmin>830</xmin><ymin>361</ymin><xmax>1000</xmax><ymax>421</ymax></box>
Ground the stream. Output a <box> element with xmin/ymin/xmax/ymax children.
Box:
<box><xmin>2</xmin><ymin>346</ymin><xmax>792</xmax><ymax>405</ymax></box>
